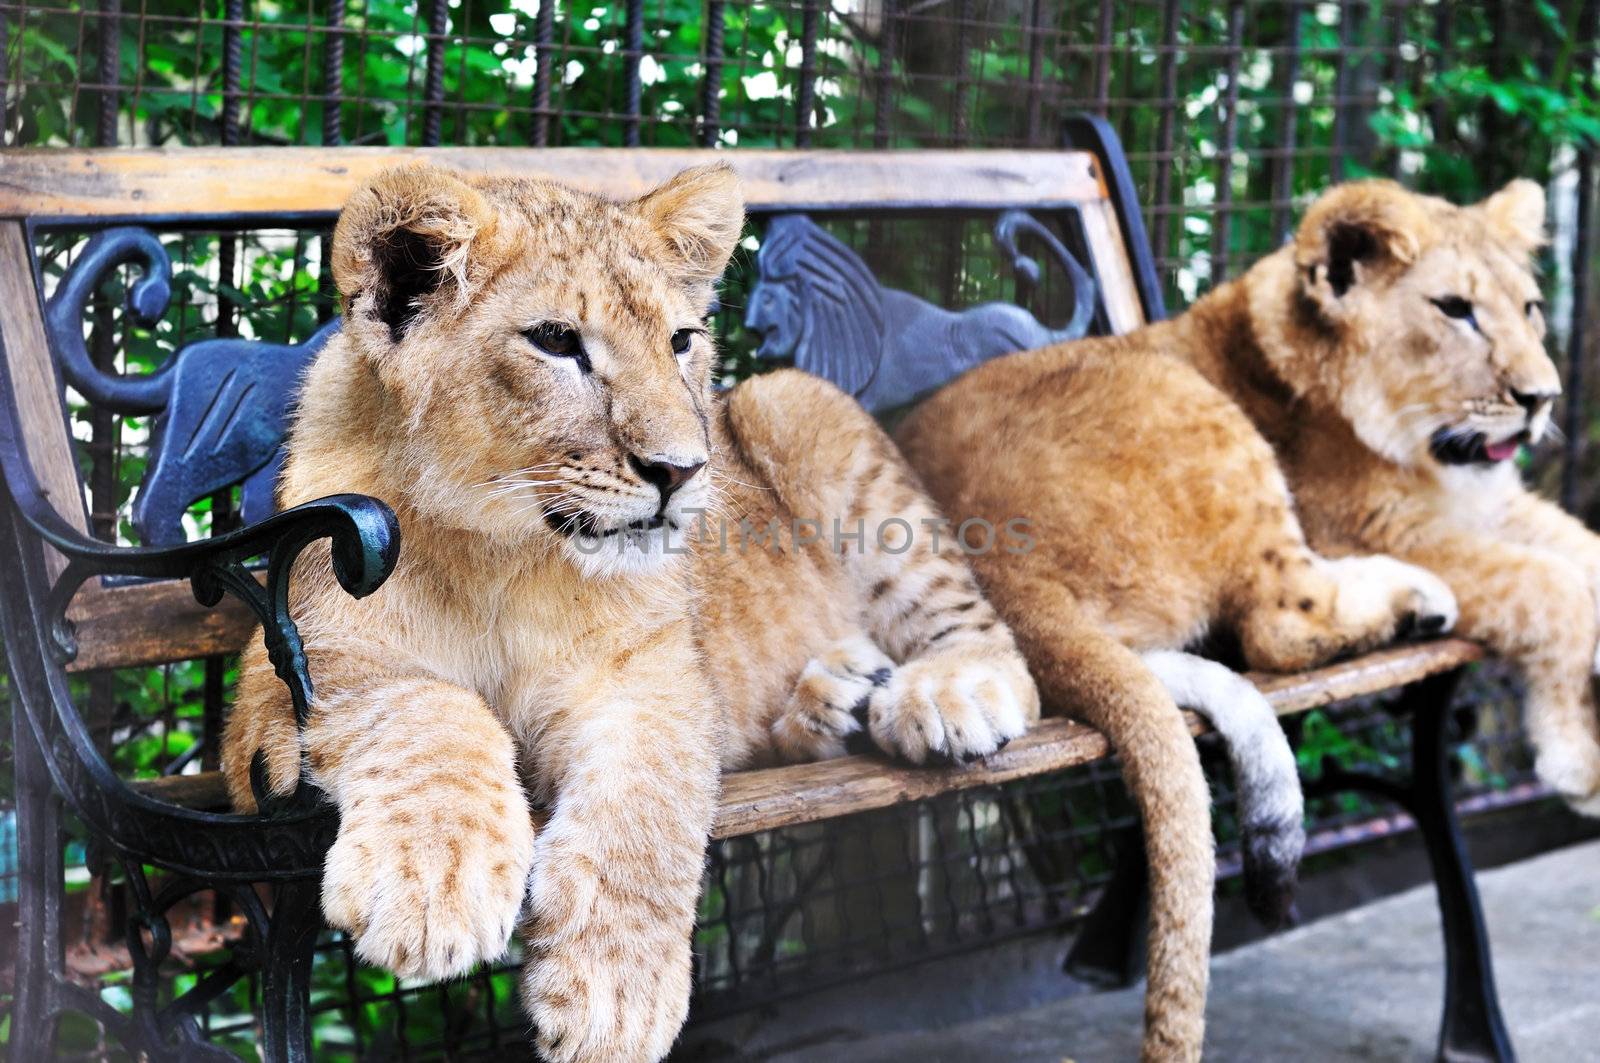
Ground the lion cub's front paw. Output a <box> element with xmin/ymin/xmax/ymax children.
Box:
<box><xmin>1390</xmin><ymin>560</ymin><xmax>1459</xmax><ymax>639</ymax></box>
<box><xmin>770</xmin><ymin>634</ymin><xmax>895</xmax><ymax>761</ymax></box>
<box><xmin>1330</xmin><ymin>555</ymin><xmax>1459</xmax><ymax>641</ymax></box>
<box><xmin>867</xmin><ymin>654</ymin><xmax>1032</xmax><ymax>765</ymax></box>
<box><xmin>1537</xmin><ymin>743</ymin><xmax>1600</xmax><ymax>817</ymax></box>
<box><xmin>322</xmin><ymin>793</ymin><xmax>534</xmax><ymax>982</ymax></box>
<box><xmin>520</xmin><ymin>833</ymin><xmax>694</xmax><ymax>1063</ymax></box>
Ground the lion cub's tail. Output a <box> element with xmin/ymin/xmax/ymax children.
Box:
<box><xmin>1005</xmin><ymin>595</ymin><xmax>1213</xmax><ymax>1062</ymax></box>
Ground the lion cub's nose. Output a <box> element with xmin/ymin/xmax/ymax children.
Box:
<box><xmin>630</xmin><ymin>454</ymin><xmax>706</xmax><ymax>503</ymax></box>
<box><xmin>1511</xmin><ymin>387</ymin><xmax>1557</xmax><ymax>415</ymax></box>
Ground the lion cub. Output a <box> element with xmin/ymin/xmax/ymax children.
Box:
<box><xmin>222</xmin><ymin>164</ymin><xmax>1036</xmax><ymax>1063</ymax></box>
<box><xmin>897</xmin><ymin>261</ymin><xmax>1458</xmax><ymax>1058</ymax></box>
<box><xmin>1167</xmin><ymin>177</ymin><xmax>1600</xmax><ymax>815</ymax></box>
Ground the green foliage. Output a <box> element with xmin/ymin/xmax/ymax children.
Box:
<box><xmin>1369</xmin><ymin>0</ymin><xmax>1600</xmax><ymax>202</ymax></box>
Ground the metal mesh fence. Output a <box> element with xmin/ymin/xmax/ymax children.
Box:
<box><xmin>1</xmin><ymin>0</ymin><xmax>1593</xmax><ymax>1057</ymax></box>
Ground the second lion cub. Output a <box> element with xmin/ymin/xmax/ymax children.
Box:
<box><xmin>897</xmin><ymin>264</ymin><xmax>1459</xmax><ymax>1060</ymax></box>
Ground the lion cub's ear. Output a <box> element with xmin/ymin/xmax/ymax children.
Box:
<box><xmin>1479</xmin><ymin>178</ymin><xmax>1546</xmax><ymax>255</ymax></box>
<box><xmin>332</xmin><ymin>164</ymin><xmax>508</xmax><ymax>342</ymax></box>
<box><xmin>632</xmin><ymin>163</ymin><xmax>745</xmax><ymax>283</ymax></box>
<box><xmin>1294</xmin><ymin>180</ymin><xmax>1429</xmax><ymax>313</ymax></box>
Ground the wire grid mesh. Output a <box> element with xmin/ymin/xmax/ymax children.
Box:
<box><xmin>0</xmin><ymin>0</ymin><xmax>1591</xmax><ymax>1057</ymax></box>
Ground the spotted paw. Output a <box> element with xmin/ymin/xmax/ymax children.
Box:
<box><xmin>322</xmin><ymin>789</ymin><xmax>534</xmax><ymax>982</ymax></box>
<box><xmin>770</xmin><ymin>634</ymin><xmax>895</xmax><ymax>761</ymax></box>
<box><xmin>867</xmin><ymin>653</ymin><xmax>1032</xmax><ymax>766</ymax></box>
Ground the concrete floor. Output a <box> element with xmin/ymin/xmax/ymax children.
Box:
<box><xmin>776</xmin><ymin>839</ymin><xmax>1600</xmax><ymax>1062</ymax></box>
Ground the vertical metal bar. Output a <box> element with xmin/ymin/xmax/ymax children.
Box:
<box><xmin>96</xmin><ymin>0</ymin><xmax>120</xmax><ymax>145</ymax></box>
<box><xmin>1092</xmin><ymin>0</ymin><xmax>1113</xmax><ymax>117</ymax></box>
<box><xmin>1212</xmin><ymin>0</ymin><xmax>1245</xmax><ymax>284</ymax></box>
<box><xmin>317</xmin><ymin>1</ymin><xmax>346</xmax><ymax>328</ymax></box>
<box><xmin>622</xmin><ymin>0</ymin><xmax>643</xmax><ymax>146</ymax></box>
<box><xmin>1273</xmin><ymin>1</ymin><xmax>1304</xmax><ymax>245</ymax></box>
<box><xmin>795</xmin><ymin>0</ymin><xmax>820</xmax><ymax>147</ymax></box>
<box><xmin>213</xmin><ymin>0</ymin><xmax>245</xmax><ymax>795</ymax></box>
<box><xmin>1562</xmin><ymin>0</ymin><xmax>1599</xmax><ymax>511</ymax></box>
<box><xmin>322</xmin><ymin>0</ymin><xmax>346</xmax><ymax>146</ymax></box>
<box><xmin>1429</xmin><ymin>1</ymin><xmax>1455</xmax><ymax>147</ymax></box>
<box><xmin>1563</xmin><ymin>150</ymin><xmax>1591</xmax><ymax>512</ymax></box>
<box><xmin>1330</xmin><ymin>0</ymin><xmax>1351</xmax><ymax>182</ymax></box>
<box><xmin>1152</xmin><ymin>0</ymin><xmax>1180</xmax><ymax>270</ymax></box>
<box><xmin>221</xmin><ymin>0</ymin><xmax>243</xmax><ymax>146</ymax></box>
<box><xmin>873</xmin><ymin>0</ymin><xmax>898</xmax><ymax>149</ymax></box>
<box><xmin>0</xmin><ymin>6</ymin><xmax>9</xmax><ymax>146</ymax></box>
<box><xmin>1384</xmin><ymin>0</ymin><xmax>1407</xmax><ymax>178</ymax></box>
<box><xmin>952</xmin><ymin>0</ymin><xmax>974</xmax><ymax>142</ymax></box>
<box><xmin>422</xmin><ymin>0</ymin><xmax>447</xmax><ymax>146</ymax></box>
<box><xmin>84</xmin><ymin>0</ymin><xmax>124</xmax><ymax>784</ymax></box>
<box><xmin>1483</xmin><ymin>0</ymin><xmax>1507</xmax><ymax>187</ymax></box>
<box><xmin>700</xmin><ymin>0</ymin><xmax>724</xmax><ymax>147</ymax></box>
<box><xmin>1024</xmin><ymin>0</ymin><xmax>1047</xmax><ymax>145</ymax></box>
<box><xmin>531</xmin><ymin>0</ymin><xmax>555</xmax><ymax>146</ymax></box>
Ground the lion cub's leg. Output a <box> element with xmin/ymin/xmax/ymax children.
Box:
<box><xmin>1399</xmin><ymin>532</ymin><xmax>1600</xmax><ymax>812</ymax></box>
<box><xmin>1234</xmin><ymin>536</ymin><xmax>1458</xmax><ymax>673</ymax></box>
<box><xmin>223</xmin><ymin>645</ymin><xmax>536</xmax><ymax>984</ymax></box>
<box><xmin>516</xmin><ymin>626</ymin><xmax>720</xmax><ymax>1063</ymax></box>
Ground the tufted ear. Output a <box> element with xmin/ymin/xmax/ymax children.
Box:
<box><xmin>1478</xmin><ymin>178</ymin><xmax>1546</xmax><ymax>255</ymax></box>
<box><xmin>633</xmin><ymin>163</ymin><xmax>745</xmax><ymax>283</ymax></box>
<box><xmin>331</xmin><ymin>164</ymin><xmax>507</xmax><ymax>342</ymax></box>
<box><xmin>1294</xmin><ymin>180</ymin><xmax>1429</xmax><ymax>309</ymax></box>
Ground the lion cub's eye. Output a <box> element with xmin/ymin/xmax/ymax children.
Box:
<box><xmin>1526</xmin><ymin>299</ymin><xmax>1546</xmax><ymax>320</ymax></box>
<box><xmin>525</xmin><ymin>322</ymin><xmax>589</xmax><ymax>369</ymax></box>
<box><xmin>1430</xmin><ymin>296</ymin><xmax>1477</xmax><ymax>328</ymax></box>
<box><xmin>670</xmin><ymin>328</ymin><xmax>699</xmax><ymax>356</ymax></box>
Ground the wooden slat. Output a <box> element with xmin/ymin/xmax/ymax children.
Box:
<box><xmin>0</xmin><ymin>221</ymin><xmax>90</xmax><ymax>582</ymax></box>
<box><xmin>0</xmin><ymin>147</ymin><xmax>1104</xmax><ymax>220</ymax></box>
<box><xmin>1079</xmin><ymin>196</ymin><xmax>1146</xmax><ymax>335</ymax></box>
<box><xmin>131</xmin><ymin>638</ymin><xmax>1484</xmax><ymax>829</ymax></box>
<box><xmin>66</xmin><ymin>577</ymin><xmax>258</xmax><ymax>673</ymax></box>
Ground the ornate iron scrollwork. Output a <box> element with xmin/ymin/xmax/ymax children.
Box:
<box><xmin>744</xmin><ymin>211</ymin><xmax>1098</xmax><ymax>412</ymax></box>
<box><xmin>45</xmin><ymin>226</ymin><xmax>341</xmax><ymax>546</ymax></box>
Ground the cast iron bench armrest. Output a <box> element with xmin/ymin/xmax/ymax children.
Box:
<box><xmin>3</xmin><ymin>379</ymin><xmax>400</xmax><ymax>810</ymax></box>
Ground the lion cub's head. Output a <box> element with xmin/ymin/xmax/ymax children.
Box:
<box><xmin>329</xmin><ymin>163</ymin><xmax>742</xmax><ymax>576</ymax></box>
<box><xmin>1274</xmin><ymin>178</ymin><xmax>1558</xmax><ymax>469</ymax></box>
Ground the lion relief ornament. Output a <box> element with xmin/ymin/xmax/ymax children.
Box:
<box><xmin>744</xmin><ymin>211</ymin><xmax>1098</xmax><ymax>412</ymax></box>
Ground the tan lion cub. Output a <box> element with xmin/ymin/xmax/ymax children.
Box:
<box><xmin>222</xmin><ymin>164</ymin><xmax>1036</xmax><ymax>1063</ymax></box>
<box><xmin>1167</xmin><ymin>177</ymin><xmax>1600</xmax><ymax>814</ymax></box>
<box><xmin>897</xmin><ymin>247</ymin><xmax>1459</xmax><ymax>1058</ymax></box>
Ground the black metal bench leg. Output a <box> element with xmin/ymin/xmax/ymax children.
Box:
<box><xmin>1063</xmin><ymin>826</ymin><xmax>1149</xmax><ymax>986</ymax></box>
<box><xmin>1406</xmin><ymin>672</ymin><xmax>1516</xmax><ymax>1063</ymax></box>
<box><xmin>260</xmin><ymin>880</ymin><xmax>322</xmax><ymax>1063</ymax></box>
<box><xmin>11</xmin><ymin>712</ymin><xmax>64</xmax><ymax>1056</ymax></box>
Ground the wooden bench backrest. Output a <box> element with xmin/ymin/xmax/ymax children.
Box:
<box><xmin>0</xmin><ymin>143</ymin><xmax>1149</xmax><ymax>673</ymax></box>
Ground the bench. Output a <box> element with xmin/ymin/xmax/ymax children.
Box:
<box><xmin>0</xmin><ymin>118</ymin><xmax>1509</xmax><ymax>1062</ymax></box>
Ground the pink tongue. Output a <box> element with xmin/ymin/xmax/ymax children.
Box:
<box><xmin>1483</xmin><ymin>439</ymin><xmax>1521</xmax><ymax>462</ymax></box>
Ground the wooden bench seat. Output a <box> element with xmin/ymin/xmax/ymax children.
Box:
<box><xmin>133</xmin><ymin>638</ymin><xmax>1484</xmax><ymax>835</ymax></box>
